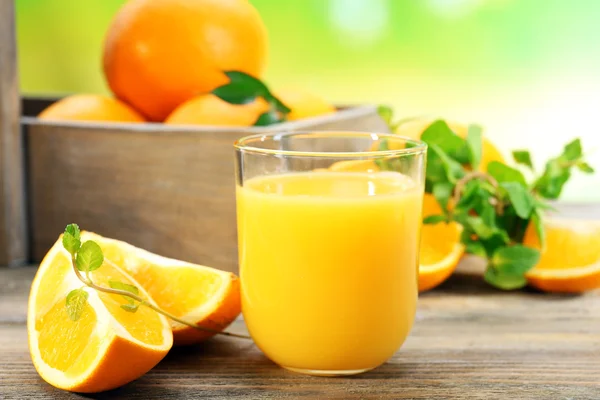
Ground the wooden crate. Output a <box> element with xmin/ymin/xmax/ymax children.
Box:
<box><xmin>23</xmin><ymin>101</ymin><xmax>388</xmax><ymax>273</ymax></box>
<box><xmin>0</xmin><ymin>0</ymin><xmax>27</xmax><ymax>266</ymax></box>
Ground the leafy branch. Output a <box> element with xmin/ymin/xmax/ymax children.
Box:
<box><xmin>378</xmin><ymin>107</ymin><xmax>594</xmax><ymax>290</ymax></box>
<box><xmin>212</xmin><ymin>71</ymin><xmax>291</xmax><ymax>126</ymax></box>
<box><xmin>62</xmin><ymin>224</ymin><xmax>250</xmax><ymax>339</ymax></box>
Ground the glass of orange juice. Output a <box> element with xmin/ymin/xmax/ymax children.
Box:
<box><xmin>234</xmin><ymin>131</ymin><xmax>426</xmax><ymax>376</ymax></box>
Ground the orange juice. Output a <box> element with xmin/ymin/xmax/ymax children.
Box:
<box><xmin>236</xmin><ymin>171</ymin><xmax>423</xmax><ymax>374</ymax></box>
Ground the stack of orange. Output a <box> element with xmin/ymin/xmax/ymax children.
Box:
<box><xmin>38</xmin><ymin>0</ymin><xmax>334</xmax><ymax>126</ymax></box>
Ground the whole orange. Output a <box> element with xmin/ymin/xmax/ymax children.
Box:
<box><xmin>165</xmin><ymin>94</ymin><xmax>268</xmax><ymax>126</ymax></box>
<box><xmin>38</xmin><ymin>94</ymin><xmax>145</xmax><ymax>123</ymax></box>
<box><xmin>103</xmin><ymin>0</ymin><xmax>268</xmax><ymax>122</ymax></box>
<box><xmin>275</xmin><ymin>88</ymin><xmax>336</xmax><ymax>121</ymax></box>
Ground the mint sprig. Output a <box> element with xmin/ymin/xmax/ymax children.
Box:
<box><xmin>212</xmin><ymin>71</ymin><xmax>291</xmax><ymax>126</ymax></box>
<box><xmin>60</xmin><ymin>224</ymin><xmax>250</xmax><ymax>339</ymax></box>
<box><xmin>377</xmin><ymin>107</ymin><xmax>594</xmax><ymax>290</ymax></box>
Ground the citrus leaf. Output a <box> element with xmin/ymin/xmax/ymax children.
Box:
<box><xmin>211</xmin><ymin>71</ymin><xmax>268</xmax><ymax>105</ymax></box>
<box><xmin>512</xmin><ymin>150</ymin><xmax>534</xmax><ymax>170</ymax></box>
<box><xmin>254</xmin><ymin>110</ymin><xmax>283</xmax><ymax>126</ymax></box>
<box><xmin>66</xmin><ymin>288</ymin><xmax>88</xmax><ymax>321</ymax></box>
<box><xmin>75</xmin><ymin>241</ymin><xmax>104</xmax><ymax>272</ymax></box>
<box><xmin>466</xmin><ymin>124</ymin><xmax>483</xmax><ymax>170</ymax></box>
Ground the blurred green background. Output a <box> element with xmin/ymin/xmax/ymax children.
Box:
<box><xmin>16</xmin><ymin>0</ymin><xmax>600</xmax><ymax>200</ymax></box>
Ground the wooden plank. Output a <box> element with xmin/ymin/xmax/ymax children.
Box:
<box><xmin>0</xmin><ymin>0</ymin><xmax>27</xmax><ymax>266</ymax></box>
<box><xmin>24</xmin><ymin>106</ymin><xmax>387</xmax><ymax>273</ymax></box>
<box><xmin>2</xmin><ymin>265</ymin><xmax>600</xmax><ymax>399</ymax></box>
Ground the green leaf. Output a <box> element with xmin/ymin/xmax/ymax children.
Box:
<box><xmin>562</xmin><ymin>138</ymin><xmax>582</xmax><ymax>161</ymax></box>
<box><xmin>212</xmin><ymin>71</ymin><xmax>268</xmax><ymax>105</ymax></box>
<box><xmin>454</xmin><ymin>180</ymin><xmax>481</xmax><ymax>211</ymax></box>
<box><xmin>75</xmin><ymin>241</ymin><xmax>104</xmax><ymax>272</ymax></box>
<box><xmin>530</xmin><ymin>209</ymin><xmax>546</xmax><ymax>249</ymax></box>
<box><xmin>432</xmin><ymin>182</ymin><xmax>454</xmax><ymax>210</ymax></box>
<box><xmin>465</xmin><ymin>240</ymin><xmax>488</xmax><ymax>258</ymax></box>
<box><xmin>465</xmin><ymin>124</ymin><xmax>483</xmax><ymax>170</ymax></box>
<box><xmin>377</xmin><ymin>105</ymin><xmax>394</xmax><ymax>127</ymax></box>
<box><xmin>108</xmin><ymin>280</ymin><xmax>139</xmax><ymax>296</ymax></box>
<box><xmin>421</xmin><ymin>120</ymin><xmax>470</xmax><ymax>163</ymax></box>
<box><xmin>120</xmin><ymin>303</ymin><xmax>140</xmax><ymax>313</ymax></box>
<box><xmin>487</xmin><ymin>161</ymin><xmax>527</xmax><ymax>186</ymax></box>
<box><xmin>429</xmin><ymin>143</ymin><xmax>465</xmax><ymax>183</ymax></box>
<box><xmin>254</xmin><ymin>110</ymin><xmax>283</xmax><ymax>126</ymax></box>
<box><xmin>484</xmin><ymin>265</ymin><xmax>528</xmax><ymax>290</ymax></box>
<box><xmin>492</xmin><ymin>245</ymin><xmax>540</xmax><ymax>276</ymax></box>
<box><xmin>263</xmin><ymin>93</ymin><xmax>291</xmax><ymax>115</ymax></box>
<box><xmin>512</xmin><ymin>150</ymin><xmax>534</xmax><ymax>170</ymax></box>
<box><xmin>62</xmin><ymin>224</ymin><xmax>81</xmax><ymax>256</ymax></box>
<box><xmin>466</xmin><ymin>216</ymin><xmax>495</xmax><ymax>239</ymax></box>
<box><xmin>423</xmin><ymin>215</ymin><xmax>447</xmax><ymax>225</ymax></box>
<box><xmin>65</xmin><ymin>224</ymin><xmax>81</xmax><ymax>240</ymax></box>
<box><xmin>109</xmin><ymin>280</ymin><xmax>140</xmax><ymax>306</ymax></box>
<box><xmin>534</xmin><ymin>160</ymin><xmax>571</xmax><ymax>199</ymax></box>
<box><xmin>65</xmin><ymin>288</ymin><xmax>88</xmax><ymax>321</ymax></box>
<box><xmin>500</xmin><ymin>182</ymin><xmax>535</xmax><ymax>219</ymax></box>
<box><xmin>577</xmin><ymin>161</ymin><xmax>595</xmax><ymax>173</ymax></box>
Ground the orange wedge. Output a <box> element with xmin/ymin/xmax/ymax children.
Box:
<box><xmin>418</xmin><ymin>194</ymin><xmax>464</xmax><ymax>292</ymax></box>
<box><xmin>325</xmin><ymin>161</ymin><xmax>464</xmax><ymax>291</ymax></box>
<box><xmin>84</xmin><ymin>232</ymin><xmax>241</xmax><ymax>345</ymax></box>
<box><xmin>525</xmin><ymin>218</ymin><xmax>600</xmax><ymax>293</ymax></box>
<box><xmin>28</xmin><ymin>234</ymin><xmax>173</xmax><ymax>393</ymax></box>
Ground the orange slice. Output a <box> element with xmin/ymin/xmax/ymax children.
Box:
<box><xmin>418</xmin><ymin>194</ymin><xmax>464</xmax><ymax>292</ymax></box>
<box><xmin>84</xmin><ymin>232</ymin><xmax>241</xmax><ymax>345</ymax></box>
<box><xmin>28</xmin><ymin>234</ymin><xmax>173</xmax><ymax>393</ymax></box>
<box><xmin>525</xmin><ymin>218</ymin><xmax>600</xmax><ymax>293</ymax></box>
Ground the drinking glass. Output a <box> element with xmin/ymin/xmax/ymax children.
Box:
<box><xmin>234</xmin><ymin>131</ymin><xmax>426</xmax><ymax>376</ymax></box>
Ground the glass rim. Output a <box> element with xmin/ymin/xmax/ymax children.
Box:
<box><xmin>233</xmin><ymin>131</ymin><xmax>427</xmax><ymax>158</ymax></box>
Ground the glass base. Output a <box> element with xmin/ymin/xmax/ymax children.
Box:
<box><xmin>283</xmin><ymin>366</ymin><xmax>374</xmax><ymax>377</ymax></box>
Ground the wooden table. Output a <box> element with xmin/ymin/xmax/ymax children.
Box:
<box><xmin>1</xmin><ymin>262</ymin><xmax>599</xmax><ymax>399</ymax></box>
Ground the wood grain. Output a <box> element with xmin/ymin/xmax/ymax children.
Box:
<box><xmin>24</xmin><ymin>106</ymin><xmax>387</xmax><ymax>272</ymax></box>
<box><xmin>0</xmin><ymin>0</ymin><xmax>27</xmax><ymax>266</ymax></box>
<box><xmin>2</xmin><ymin>262</ymin><xmax>600</xmax><ymax>399</ymax></box>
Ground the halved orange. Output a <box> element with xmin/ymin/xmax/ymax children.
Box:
<box><xmin>28</xmin><ymin>234</ymin><xmax>173</xmax><ymax>393</ymax></box>
<box><xmin>84</xmin><ymin>232</ymin><xmax>241</xmax><ymax>345</ymax></box>
<box><xmin>525</xmin><ymin>218</ymin><xmax>600</xmax><ymax>293</ymax></box>
<box><xmin>418</xmin><ymin>194</ymin><xmax>464</xmax><ymax>292</ymax></box>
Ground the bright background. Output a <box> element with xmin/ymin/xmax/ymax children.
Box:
<box><xmin>15</xmin><ymin>0</ymin><xmax>600</xmax><ymax>200</ymax></box>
